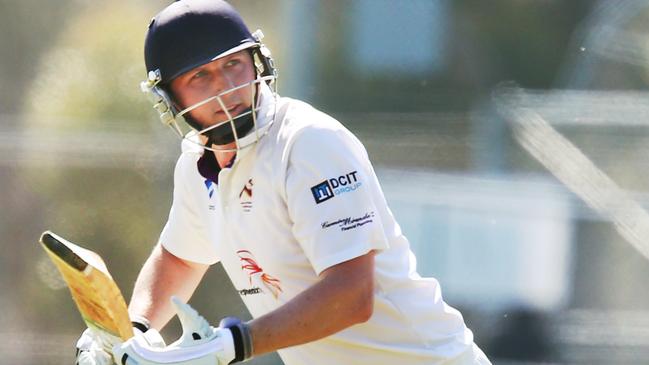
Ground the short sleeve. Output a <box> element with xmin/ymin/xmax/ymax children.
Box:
<box><xmin>159</xmin><ymin>153</ymin><xmax>219</xmax><ymax>265</ymax></box>
<box><xmin>286</xmin><ymin>125</ymin><xmax>389</xmax><ymax>275</ymax></box>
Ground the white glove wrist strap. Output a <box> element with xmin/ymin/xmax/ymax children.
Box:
<box><xmin>219</xmin><ymin>317</ymin><xmax>253</xmax><ymax>363</ymax></box>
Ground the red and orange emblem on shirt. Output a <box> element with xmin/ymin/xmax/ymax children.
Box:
<box><xmin>237</xmin><ymin>249</ymin><xmax>282</xmax><ymax>299</ymax></box>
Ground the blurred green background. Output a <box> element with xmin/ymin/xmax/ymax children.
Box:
<box><xmin>2</xmin><ymin>0</ymin><xmax>649</xmax><ymax>364</ymax></box>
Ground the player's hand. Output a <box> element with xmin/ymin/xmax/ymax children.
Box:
<box><xmin>75</xmin><ymin>328</ymin><xmax>118</xmax><ymax>365</ymax></box>
<box><xmin>76</xmin><ymin>326</ymin><xmax>166</xmax><ymax>365</ymax></box>
<box><xmin>113</xmin><ymin>296</ymin><xmax>253</xmax><ymax>364</ymax></box>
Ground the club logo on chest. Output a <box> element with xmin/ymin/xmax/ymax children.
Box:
<box><xmin>239</xmin><ymin>178</ymin><xmax>254</xmax><ymax>212</ymax></box>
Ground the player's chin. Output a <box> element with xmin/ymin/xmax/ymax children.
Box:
<box><xmin>211</xmin><ymin>142</ymin><xmax>238</xmax><ymax>151</ymax></box>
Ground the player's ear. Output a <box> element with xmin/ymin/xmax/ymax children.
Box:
<box><xmin>163</xmin><ymin>85</ymin><xmax>183</xmax><ymax>111</ymax></box>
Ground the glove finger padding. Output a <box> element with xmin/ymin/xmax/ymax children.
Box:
<box><xmin>112</xmin><ymin>296</ymin><xmax>236</xmax><ymax>365</ymax></box>
<box><xmin>170</xmin><ymin>296</ymin><xmax>215</xmax><ymax>346</ymax></box>
<box><xmin>134</xmin><ymin>327</ymin><xmax>167</xmax><ymax>349</ymax></box>
<box><xmin>77</xmin><ymin>326</ymin><xmax>166</xmax><ymax>365</ymax></box>
<box><xmin>76</xmin><ymin>328</ymin><xmax>118</xmax><ymax>365</ymax></box>
<box><xmin>76</xmin><ymin>347</ymin><xmax>114</xmax><ymax>365</ymax></box>
<box><xmin>76</xmin><ymin>328</ymin><xmax>96</xmax><ymax>351</ymax></box>
<box><xmin>77</xmin><ymin>327</ymin><xmax>121</xmax><ymax>353</ymax></box>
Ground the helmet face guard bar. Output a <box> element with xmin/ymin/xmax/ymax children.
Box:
<box><xmin>141</xmin><ymin>73</ymin><xmax>276</xmax><ymax>153</ymax></box>
<box><xmin>176</xmin><ymin>75</ymin><xmax>276</xmax><ymax>152</ymax></box>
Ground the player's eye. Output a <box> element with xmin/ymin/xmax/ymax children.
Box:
<box><xmin>224</xmin><ymin>59</ymin><xmax>241</xmax><ymax>68</ymax></box>
<box><xmin>191</xmin><ymin>70</ymin><xmax>208</xmax><ymax>80</ymax></box>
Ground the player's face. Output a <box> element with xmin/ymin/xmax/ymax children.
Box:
<box><xmin>169</xmin><ymin>50</ymin><xmax>256</xmax><ymax>130</ymax></box>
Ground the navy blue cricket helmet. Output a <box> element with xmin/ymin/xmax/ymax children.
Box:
<box><xmin>145</xmin><ymin>0</ymin><xmax>258</xmax><ymax>85</ymax></box>
<box><xmin>140</xmin><ymin>0</ymin><xmax>277</xmax><ymax>150</ymax></box>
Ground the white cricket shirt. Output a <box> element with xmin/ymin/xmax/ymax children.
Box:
<box><xmin>159</xmin><ymin>85</ymin><xmax>488</xmax><ymax>365</ymax></box>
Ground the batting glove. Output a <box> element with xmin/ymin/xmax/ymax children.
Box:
<box><xmin>76</xmin><ymin>328</ymin><xmax>114</xmax><ymax>365</ymax></box>
<box><xmin>113</xmin><ymin>296</ymin><xmax>253</xmax><ymax>365</ymax></box>
<box><xmin>76</xmin><ymin>323</ymin><xmax>165</xmax><ymax>365</ymax></box>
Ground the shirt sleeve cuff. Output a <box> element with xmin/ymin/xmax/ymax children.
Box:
<box><xmin>311</xmin><ymin>242</ymin><xmax>387</xmax><ymax>276</ymax></box>
<box><xmin>160</xmin><ymin>240</ymin><xmax>219</xmax><ymax>265</ymax></box>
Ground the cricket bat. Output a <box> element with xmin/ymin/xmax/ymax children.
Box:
<box><xmin>39</xmin><ymin>231</ymin><xmax>133</xmax><ymax>341</ymax></box>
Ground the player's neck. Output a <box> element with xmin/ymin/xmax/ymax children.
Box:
<box><xmin>215</xmin><ymin>150</ymin><xmax>236</xmax><ymax>169</ymax></box>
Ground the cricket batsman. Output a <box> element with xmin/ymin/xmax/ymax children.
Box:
<box><xmin>75</xmin><ymin>0</ymin><xmax>491</xmax><ymax>364</ymax></box>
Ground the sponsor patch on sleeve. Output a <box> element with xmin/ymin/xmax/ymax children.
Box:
<box><xmin>310</xmin><ymin>170</ymin><xmax>362</xmax><ymax>204</ymax></box>
<box><xmin>321</xmin><ymin>211</ymin><xmax>375</xmax><ymax>231</ymax></box>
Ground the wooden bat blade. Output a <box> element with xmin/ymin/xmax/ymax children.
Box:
<box><xmin>39</xmin><ymin>231</ymin><xmax>133</xmax><ymax>341</ymax></box>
